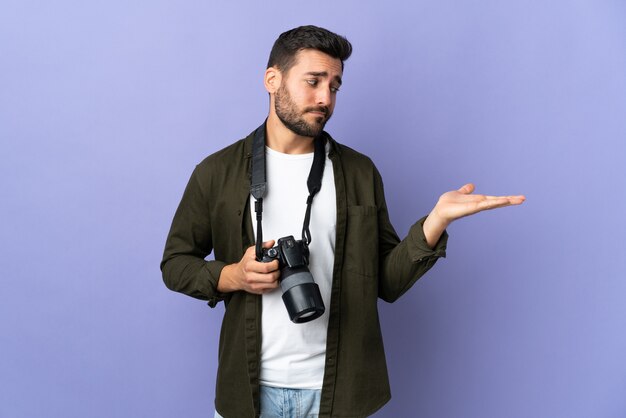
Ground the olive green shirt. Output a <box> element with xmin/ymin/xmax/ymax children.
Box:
<box><xmin>161</xmin><ymin>129</ymin><xmax>448</xmax><ymax>417</ymax></box>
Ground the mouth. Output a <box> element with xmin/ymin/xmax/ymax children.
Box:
<box><xmin>306</xmin><ymin>108</ymin><xmax>328</xmax><ymax>118</ymax></box>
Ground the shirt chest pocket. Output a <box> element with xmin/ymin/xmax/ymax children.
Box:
<box><xmin>344</xmin><ymin>205</ymin><xmax>379</xmax><ymax>278</ymax></box>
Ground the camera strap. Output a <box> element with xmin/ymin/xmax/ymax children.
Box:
<box><xmin>250</xmin><ymin>121</ymin><xmax>326</xmax><ymax>259</ymax></box>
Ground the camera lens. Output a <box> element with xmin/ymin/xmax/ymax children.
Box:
<box><xmin>280</xmin><ymin>267</ymin><xmax>325</xmax><ymax>323</ymax></box>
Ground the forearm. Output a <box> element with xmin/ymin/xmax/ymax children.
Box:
<box><xmin>161</xmin><ymin>254</ymin><xmax>227</xmax><ymax>302</ymax></box>
<box><xmin>378</xmin><ymin>216</ymin><xmax>448</xmax><ymax>302</ymax></box>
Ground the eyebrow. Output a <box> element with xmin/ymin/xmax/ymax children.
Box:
<box><xmin>305</xmin><ymin>71</ymin><xmax>343</xmax><ymax>86</ymax></box>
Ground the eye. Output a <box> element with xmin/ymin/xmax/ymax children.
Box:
<box><xmin>306</xmin><ymin>79</ymin><xmax>318</xmax><ymax>87</ymax></box>
<box><xmin>330</xmin><ymin>86</ymin><xmax>340</xmax><ymax>93</ymax></box>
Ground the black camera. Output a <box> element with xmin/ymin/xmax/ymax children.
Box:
<box><xmin>261</xmin><ymin>236</ymin><xmax>325</xmax><ymax>323</ymax></box>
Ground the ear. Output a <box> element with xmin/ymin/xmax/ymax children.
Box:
<box><xmin>264</xmin><ymin>66</ymin><xmax>282</xmax><ymax>94</ymax></box>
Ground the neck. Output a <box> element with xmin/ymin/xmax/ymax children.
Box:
<box><xmin>265</xmin><ymin>113</ymin><xmax>315</xmax><ymax>154</ymax></box>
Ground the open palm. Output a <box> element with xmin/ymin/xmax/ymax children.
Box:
<box><xmin>433</xmin><ymin>183</ymin><xmax>526</xmax><ymax>223</ymax></box>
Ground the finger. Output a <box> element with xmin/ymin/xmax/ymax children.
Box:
<box><xmin>476</xmin><ymin>195</ymin><xmax>526</xmax><ymax>203</ymax></box>
<box><xmin>481</xmin><ymin>194</ymin><xmax>525</xmax><ymax>199</ymax></box>
<box><xmin>245</xmin><ymin>271</ymin><xmax>280</xmax><ymax>285</ymax></box>
<box><xmin>483</xmin><ymin>196</ymin><xmax>510</xmax><ymax>205</ymax></box>
<box><xmin>244</xmin><ymin>272</ymin><xmax>275</xmax><ymax>284</ymax></box>
<box><xmin>250</xmin><ymin>281</ymin><xmax>280</xmax><ymax>294</ymax></box>
<box><xmin>244</xmin><ymin>240</ymin><xmax>276</xmax><ymax>259</ymax></box>
<box><xmin>508</xmin><ymin>195</ymin><xmax>526</xmax><ymax>204</ymax></box>
<box><xmin>477</xmin><ymin>197</ymin><xmax>515</xmax><ymax>211</ymax></box>
<box><xmin>457</xmin><ymin>183</ymin><xmax>475</xmax><ymax>194</ymax></box>
<box><xmin>484</xmin><ymin>195</ymin><xmax>526</xmax><ymax>205</ymax></box>
<box><xmin>246</xmin><ymin>259</ymin><xmax>280</xmax><ymax>273</ymax></box>
<box><xmin>240</xmin><ymin>248</ymin><xmax>256</xmax><ymax>264</ymax></box>
<box><xmin>481</xmin><ymin>195</ymin><xmax>510</xmax><ymax>201</ymax></box>
<box><xmin>260</xmin><ymin>259</ymin><xmax>280</xmax><ymax>273</ymax></box>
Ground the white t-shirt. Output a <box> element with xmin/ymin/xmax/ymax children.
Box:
<box><xmin>251</xmin><ymin>143</ymin><xmax>336</xmax><ymax>389</ymax></box>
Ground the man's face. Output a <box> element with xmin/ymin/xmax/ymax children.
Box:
<box><xmin>273</xmin><ymin>49</ymin><xmax>343</xmax><ymax>138</ymax></box>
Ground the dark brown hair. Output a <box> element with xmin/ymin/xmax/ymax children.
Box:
<box><xmin>267</xmin><ymin>25</ymin><xmax>352</xmax><ymax>73</ymax></box>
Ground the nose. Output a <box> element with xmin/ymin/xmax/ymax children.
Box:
<box><xmin>316</xmin><ymin>87</ymin><xmax>332</xmax><ymax>107</ymax></box>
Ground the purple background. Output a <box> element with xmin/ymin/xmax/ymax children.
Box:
<box><xmin>1</xmin><ymin>1</ymin><xmax>625</xmax><ymax>417</ymax></box>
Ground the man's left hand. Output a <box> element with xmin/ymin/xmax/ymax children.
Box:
<box><xmin>423</xmin><ymin>183</ymin><xmax>526</xmax><ymax>248</ymax></box>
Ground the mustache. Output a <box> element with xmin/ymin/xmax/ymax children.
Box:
<box><xmin>304</xmin><ymin>106</ymin><xmax>329</xmax><ymax>116</ymax></box>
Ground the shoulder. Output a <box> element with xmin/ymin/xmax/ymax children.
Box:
<box><xmin>193</xmin><ymin>132</ymin><xmax>253</xmax><ymax>176</ymax></box>
<box><xmin>198</xmin><ymin>136</ymin><xmax>250</xmax><ymax>169</ymax></box>
<box><xmin>187</xmin><ymin>131</ymin><xmax>254</xmax><ymax>194</ymax></box>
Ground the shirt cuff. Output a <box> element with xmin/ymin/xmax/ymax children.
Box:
<box><xmin>406</xmin><ymin>215</ymin><xmax>448</xmax><ymax>262</ymax></box>
<box><xmin>205</xmin><ymin>260</ymin><xmax>228</xmax><ymax>307</ymax></box>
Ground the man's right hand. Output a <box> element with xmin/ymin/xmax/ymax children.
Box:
<box><xmin>217</xmin><ymin>240</ymin><xmax>281</xmax><ymax>294</ymax></box>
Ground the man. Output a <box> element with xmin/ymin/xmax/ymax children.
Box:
<box><xmin>161</xmin><ymin>25</ymin><xmax>524</xmax><ymax>418</ymax></box>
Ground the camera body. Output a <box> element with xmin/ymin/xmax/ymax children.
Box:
<box><xmin>261</xmin><ymin>235</ymin><xmax>325</xmax><ymax>323</ymax></box>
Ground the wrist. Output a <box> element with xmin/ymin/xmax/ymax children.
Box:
<box><xmin>217</xmin><ymin>263</ymin><xmax>240</xmax><ymax>293</ymax></box>
<box><xmin>427</xmin><ymin>208</ymin><xmax>451</xmax><ymax>231</ymax></box>
<box><xmin>423</xmin><ymin>210</ymin><xmax>450</xmax><ymax>249</ymax></box>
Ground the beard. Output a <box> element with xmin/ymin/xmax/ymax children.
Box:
<box><xmin>274</xmin><ymin>84</ymin><xmax>332</xmax><ymax>138</ymax></box>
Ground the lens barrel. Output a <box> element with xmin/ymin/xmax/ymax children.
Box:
<box><xmin>280</xmin><ymin>267</ymin><xmax>325</xmax><ymax>323</ymax></box>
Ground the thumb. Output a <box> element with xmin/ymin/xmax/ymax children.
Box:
<box><xmin>262</xmin><ymin>240</ymin><xmax>276</xmax><ymax>249</ymax></box>
<box><xmin>457</xmin><ymin>183</ymin><xmax>475</xmax><ymax>194</ymax></box>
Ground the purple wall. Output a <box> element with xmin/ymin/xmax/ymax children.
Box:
<box><xmin>1</xmin><ymin>1</ymin><xmax>625</xmax><ymax>417</ymax></box>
